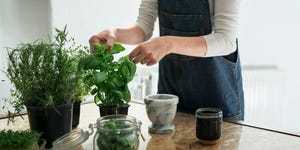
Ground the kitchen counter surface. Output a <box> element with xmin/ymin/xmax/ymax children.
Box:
<box><xmin>1</xmin><ymin>101</ymin><xmax>300</xmax><ymax>150</ymax></box>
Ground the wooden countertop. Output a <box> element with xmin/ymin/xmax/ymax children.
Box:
<box><xmin>1</xmin><ymin>102</ymin><xmax>300</xmax><ymax>150</ymax></box>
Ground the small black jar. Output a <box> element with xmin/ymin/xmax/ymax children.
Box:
<box><xmin>195</xmin><ymin>108</ymin><xmax>223</xmax><ymax>144</ymax></box>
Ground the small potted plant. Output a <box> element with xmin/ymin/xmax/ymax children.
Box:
<box><xmin>72</xmin><ymin>72</ymin><xmax>90</xmax><ymax>128</ymax></box>
<box><xmin>0</xmin><ymin>129</ymin><xmax>44</xmax><ymax>150</ymax></box>
<box><xmin>4</xmin><ymin>26</ymin><xmax>85</xmax><ymax>148</ymax></box>
<box><xmin>71</xmin><ymin>48</ymin><xmax>90</xmax><ymax>128</ymax></box>
<box><xmin>79</xmin><ymin>43</ymin><xmax>136</xmax><ymax>116</ymax></box>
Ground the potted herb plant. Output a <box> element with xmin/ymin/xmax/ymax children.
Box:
<box><xmin>0</xmin><ymin>129</ymin><xmax>44</xmax><ymax>150</ymax></box>
<box><xmin>4</xmin><ymin>26</ymin><xmax>84</xmax><ymax>148</ymax></box>
<box><xmin>79</xmin><ymin>43</ymin><xmax>136</xmax><ymax>116</ymax></box>
<box><xmin>71</xmin><ymin>48</ymin><xmax>90</xmax><ymax>128</ymax></box>
<box><xmin>72</xmin><ymin>70</ymin><xmax>90</xmax><ymax>128</ymax></box>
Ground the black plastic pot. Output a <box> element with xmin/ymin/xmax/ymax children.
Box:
<box><xmin>72</xmin><ymin>101</ymin><xmax>81</xmax><ymax>128</ymax></box>
<box><xmin>26</xmin><ymin>102</ymin><xmax>73</xmax><ymax>148</ymax></box>
<box><xmin>98</xmin><ymin>104</ymin><xmax>130</xmax><ymax>117</ymax></box>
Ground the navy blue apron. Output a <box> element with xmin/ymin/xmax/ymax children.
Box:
<box><xmin>157</xmin><ymin>0</ymin><xmax>244</xmax><ymax>120</ymax></box>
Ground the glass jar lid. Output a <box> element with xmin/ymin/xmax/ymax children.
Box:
<box><xmin>52</xmin><ymin>128</ymin><xmax>90</xmax><ymax>150</ymax></box>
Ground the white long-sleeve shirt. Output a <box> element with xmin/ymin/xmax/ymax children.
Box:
<box><xmin>136</xmin><ymin>0</ymin><xmax>240</xmax><ymax>57</ymax></box>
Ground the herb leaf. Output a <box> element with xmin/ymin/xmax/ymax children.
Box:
<box><xmin>79</xmin><ymin>43</ymin><xmax>136</xmax><ymax>107</ymax></box>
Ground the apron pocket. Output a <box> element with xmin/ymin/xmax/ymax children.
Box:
<box><xmin>159</xmin><ymin>11</ymin><xmax>206</xmax><ymax>34</ymax></box>
<box><xmin>219</xmin><ymin>50</ymin><xmax>239</xmax><ymax>67</ymax></box>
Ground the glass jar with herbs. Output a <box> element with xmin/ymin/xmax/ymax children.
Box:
<box><xmin>52</xmin><ymin>115</ymin><xmax>143</xmax><ymax>150</ymax></box>
<box><xmin>93</xmin><ymin>115</ymin><xmax>142</xmax><ymax>150</ymax></box>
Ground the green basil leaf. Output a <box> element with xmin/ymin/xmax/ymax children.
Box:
<box><xmin>93</xmin><ymin>72</ymin><xmax>108</xmax><ymax>85</ymax></box>
<box><xmin>110</xmin><ymin>43</ymin><xmax>125</xmax><ymax>54</ymax></box>
<box><xmin>111</xmin><ymin>90</ymin><xmax>123</xmax><ymax>100</ymax></box>
<box><xmin>122</xmin><ymin>86</ymin><xmax>131</xmax><ymax>102</ymax></box>
<box><xmin>106</xmin><ymin>81</ymin><xmax>117</xmax><ymax>89</ymax></box>
<box><xmin>80</xmin><ymin>55</ymin><xmax>101</xmax><ymax>70</ymax></box>
<box><xmin>126</xmin><ymin>61</ymin><xmax>136</xmax><ymax>82</ymax></box>
<box><xmin>110</xmin><ymin>76</ymin><xmax>124</xmax><ymax>88</ymax></box>
<box><xmin>102</xmin><ymin>53</ymin><xmax>114</xmax><ymax>63</ymax></box>
<box><xmin>119</xmin><ymin>63</ymin><xmax>129</xmax><ymax>81</ymax></box>
<box><xmin>93</xmin><ymin>43</ymin><xmax>108</xmax><ymax>54</ymax></box>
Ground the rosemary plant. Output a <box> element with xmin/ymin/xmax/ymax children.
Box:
<box><xmin>4</xmin><ymin>26</ymin><xmax>87</xmax><ymax>118</ymax></box>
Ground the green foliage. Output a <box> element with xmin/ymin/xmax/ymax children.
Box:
<box><xmin>97</xmin><ymin>119</ymin><xmax>136</xmax><ymax>150</ymax></box>
<box><xmin>79</xmin><ymin>43</ymin><xmax>136</xmax><ymax>107</ymax></box>
<box><xmin>4</xmin><ymin>26</ymin><xmax>87</xmax><ymax>118</ymax></box>
<box><xmin>70</xmin><ymin>46</ymin><xmax>90</xmax><ymax>102</ymax></box>
<box><xmin>0</xmin><ymin>129</ymin><xmax>41</xmax><ymax>150</ymax></box>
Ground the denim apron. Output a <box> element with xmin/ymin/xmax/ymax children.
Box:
<box><xmin>157</xmin><ymin>0</ymin><xmax>244</xmax><ymax>120</ymax></box>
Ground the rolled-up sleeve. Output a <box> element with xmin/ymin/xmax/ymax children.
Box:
<box><xmin>136</xmin><ymin>0</ymin><xmax>158</xmax><ymax>41</ymax></box>
<box><xmin>204</xmin><ymin>0</ymin><xmax>240</xmax><ymax>57</ymax></box>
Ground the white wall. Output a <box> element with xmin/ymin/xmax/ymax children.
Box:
<box><xmin>51</xmin><ymin>0</ymin><xmax>142</xmax><ymax>45</ymax></box>
<box><xmin>239</xmin><ymin>0</ymin><xmax>300</xmax><ymax>66</ymax></box>
<box><xmin>0</xmin><ymin>0</ymin><xmax>52</xmax><ymax>114</ymax></box>
<box><xmin>238</xmin><ymin>0</ymin><xmax>300</xmax><ymax>131</ymax></box>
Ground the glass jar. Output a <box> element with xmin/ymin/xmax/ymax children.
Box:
<box><xmin>52</xmin><ymin>115</ymin><xmax>143</xmax><ymax>150</ymax></box>
<box><xmin>93</xmin><ymin>115</ymin><xmax>142</xmax><ymax>150</ymax></box>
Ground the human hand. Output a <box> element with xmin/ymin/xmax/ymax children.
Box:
<box><xmin>89</xmin><ymin>29</ymin><xmax>117</xmax><ymax>52</ymax></box>
<box><xmin>129</xmin><ymin>37</ymin><xmax>171</xmax><ymax>66</ymax></box>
